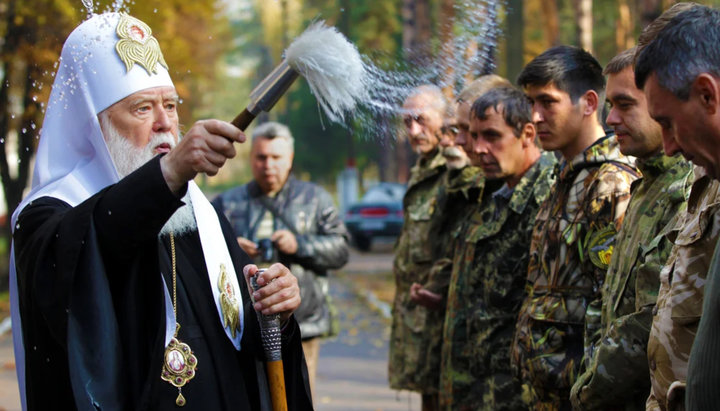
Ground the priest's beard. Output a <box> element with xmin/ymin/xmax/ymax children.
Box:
<box><xmin>100</xmin><ymin>114</ymin><xmax>197</xmax><ymax>236</ymax></box>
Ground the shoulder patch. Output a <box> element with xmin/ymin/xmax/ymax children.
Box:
<box><xmin>588</xmin><ymin>224</ymin><xmax>616</xmax><ymax>270</ymax></box>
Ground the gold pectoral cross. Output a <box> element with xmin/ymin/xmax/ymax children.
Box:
<box><xmin>218</xmin><ymin>264</ymin><xmax>240</xmax><ymax>338</ymax></box>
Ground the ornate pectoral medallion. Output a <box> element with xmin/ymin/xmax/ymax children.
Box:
<box><xmin>218</xmin><ymin>263</ymin><xmax>240</xmax><ymax>337</ymax></box>
<box><xmin>161</xmin><ymin>324</ymin><xmax>198</xmax><ymax>406</ymax></box>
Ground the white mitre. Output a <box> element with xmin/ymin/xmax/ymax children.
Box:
<box><xmin>12</xmin><ymin>12</ymin><xmax>174</xmax><ymax>225</ymax></box>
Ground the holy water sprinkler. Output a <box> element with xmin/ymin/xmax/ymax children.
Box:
<box><xmin>231</xmin><ymin>21</ymin><xmax>367</xmax><ymax>130</ymax></box>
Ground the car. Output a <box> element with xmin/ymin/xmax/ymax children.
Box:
<box><xmin>344</xmin><ymin>182</ymin><xmax>406</xmax><ymax>251</ymax></box>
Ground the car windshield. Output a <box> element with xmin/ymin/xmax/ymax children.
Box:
<box><xmin>361</xmin><ymin>184</ymin><xmax>406</xmax><ymax>203</ymax></box>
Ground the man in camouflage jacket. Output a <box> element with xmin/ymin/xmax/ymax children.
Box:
<box><xmin>408</xmin><ymin>76</ymin><xmax>510</xmax><ymax>399</ymax></box>
<box><xmin>439</xmin><ymin>86</ymin><xmax>556</xmax><ymax>411</ymax></box>
<box><xmin>643</xmin><ymin>167</ymin><xmax>719</xmax><ymax>411</ymax></box>
<box><xmin>510</xmin><ymin>46</ymin><xmax>640</xmax><ymax>409</ymax></box>
<box><xmin>633</xmin><ymin>5</ymin><xmax>720</xmax><ymax>410</ymax></box>
<box><xmin>569</xmin><ymin>48</ymin><xmax>692</xmax><ymax>411</ymax></box>
<box><xmin>389</xmin><ymin>85</ymin><xmax>448</xmax><ymax>409</ymax></box>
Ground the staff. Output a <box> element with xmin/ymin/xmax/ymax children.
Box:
<box><xmin>251</xmin><ymin>271</ymin><xmax>288</xmax><ymax>411</ymax></box>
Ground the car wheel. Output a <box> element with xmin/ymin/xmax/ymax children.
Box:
<box><xmin>354</xmin><ymin>235</ymin><xmax>372</xmax><ymax>251</ymax></box>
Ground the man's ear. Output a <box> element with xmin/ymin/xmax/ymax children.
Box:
<box><xmin>521</xmin><ymin>122</ymin><xmax>536</xmax><ymax>148</ymax></box>
<box><xmin>693</xmin><ymin>73</ymin><xmax>720</xmax><ymax>115</ymax></box>
<box><xmin>580</xmin><ymin>90</ymin><xmax>599</xmax><ymax>117</ymax></box>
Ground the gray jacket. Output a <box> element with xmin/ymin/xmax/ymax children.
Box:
<box><xmin>212</xmin><ymin>176</ymin><xmax>350</xmax><ymax>339</ymax></box>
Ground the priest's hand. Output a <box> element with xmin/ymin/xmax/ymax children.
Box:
<box><xmin>243</xmin><ymin>263</ymin><xmax>300</xmax><ymax>323</ymax></box>
<box><xmin>161</xmin><ymin>119</ymin><xmax>246</xmax><ymax>195</ymax></box>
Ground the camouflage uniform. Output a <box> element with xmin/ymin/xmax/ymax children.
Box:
<box><xmin>646</xmin><ymin>167</ymin><xmax>720</xmax><ymax>411</ymax></box>
<box><xmin>511</xmin><ymin>136</ymin><xmax>640</xmax><ymax>409</ymax></box>
<box><xmin>569</xmin><ymin>153</ymin><xmax>692</xmax><ymax>410</ymax></box>
<box><xmin>439</xmin><ymin>152</ymin><xmax>556</xmax><ymax>411</ymax></box>
<box><xmin>421</xmin><ymin>165</ymin><xmax>494</xmax><ymax>397</ymax></box>
<box><xmin>389</xmin><ymin>149</ymin><xmax>447</xmax><ymax>393</ymax></box>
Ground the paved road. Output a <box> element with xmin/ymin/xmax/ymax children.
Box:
<box><xmin>0</xmin><ymin>241</ymin><xmax>418</xmax><ymax>410</ymax></box>
<box><xmin>315</xmin><ymin>272</ymin><xmax>419</xmax><ymax>410</ymax></box>
<box><xmin>0</xmin><ymin>334</ymin><xmax>20</xmax><ymax>411</ymax></box>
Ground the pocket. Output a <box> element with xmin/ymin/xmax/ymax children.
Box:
<box><xmin>406</xmin><ymin>199</ymin><xmax>435</xmax><ymax>263</ymax></box>
<box><xmin>525</xmin><ymin>318</ymin><xmax>582</xmax><ymax>391</ymax></box>
<box><xmin>668</xmin><ymin>204</ymin><xmax>718</xmax><ymax>321</ymax></box>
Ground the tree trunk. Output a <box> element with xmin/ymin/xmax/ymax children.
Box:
<box><xmin>402</xmin><ymin>0</ymin><xmax>432</xmax><ymax>65</ymax></box>
<box><xmin>540</xmin><ymin>0</ymin><xmax>560</xmax><ymax>47</ymax></box>
<box><xmin>479</xmin><ymin>1</ymin><xmax>499</xmax><ymax>76</ymax></box>
<box><xmin>439</xmin><ymin>0</ymin><xmax>456</xmax><ymax>100</ymax></box>
<box><xmin>572</xmin><ymin>0</ymin><xmax>593</xmax><ymax>53</ymax></box>
<box><xmin>506</xmin><ymin>0</ymin><xmax>524</xmax><ymax>84</ymax></box>
<box><xmin>641</xmin><ymin>0</ymin><xmax>663</xmax><ymax>29</ymax></box>
<box><xmin>616</xmin><ymin>0</ymin><xmax>635</xmax><ymax>51</ymax></box>
<box><xmin>398</xmin><ymin>0</ymin><xmax>432</xmax><ymax>182</ymax></box>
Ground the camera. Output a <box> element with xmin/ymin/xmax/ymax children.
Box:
<box><xmin>257</xmin><ymin>238</ymin><xmax>275</xmax><ymax>262</ymax></box>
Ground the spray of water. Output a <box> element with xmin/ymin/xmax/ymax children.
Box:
<box><xmin>82</xmin><ymin>0</ymin><xmax>94</xmax><ymax>15</ymax></box>
<box><xmin>277</xmin><ymin>1</ymin><xmax>504</xmax><ymax>142</ymax></box>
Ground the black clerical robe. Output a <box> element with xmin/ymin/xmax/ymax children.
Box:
<box><xmin>13</xmin><ymin>156</ymin><xmax>313</xmax><ymax>410</ymax></box>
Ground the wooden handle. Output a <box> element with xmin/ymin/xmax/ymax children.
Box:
<box><xmin>231</xmin><ymin>109</ymin><xmax>257</xmax><ymax>131</ymax></box>
<box><xmin>266</xmin><ymin>360</ymin><xmax>288</xmax><ymax>411</ymax></box>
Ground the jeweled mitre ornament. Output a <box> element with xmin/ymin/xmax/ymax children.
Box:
<box><xmin>218</xmin><ymin>264</ymin><xmax>241</xmax><ymax>338</ymax></box>
<box><xmin>115</xmin><ymin>13</ymin><xmax>168</xmax><ymax>75</ymax></box>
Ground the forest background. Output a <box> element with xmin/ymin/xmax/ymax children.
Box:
<box><xmin>0</xmin><ymin>0</ymin><xmax>719</xmax><ymax>284</ymax></box>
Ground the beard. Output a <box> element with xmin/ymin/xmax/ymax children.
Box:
<box><xmin>442</xmin><ymin>146</ymin><xmax>469</xmax><ymax>170</ymax></box>
<box><xmin>100</xmin><ymin>114</ymin><xmax>197</xmax><ymax>237</ymax></box>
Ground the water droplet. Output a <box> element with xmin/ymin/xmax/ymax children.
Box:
<box><xmin>108</xmin><ymin>210</ymin><xmax>112</xmax><ymax>215</ymax></box>
<box><xmin>10</xmin><ymin>114</ymin><xmax>14</xmax><ymax>119</ymax></box>
<box><xmin>153</xmin><ymin>8</ymin><xmax>157</xmax><ymax>13</ymax></box>
<box><xmin>21</xmin><ymin>128</ymin><xmax>26</xmax><ymax>134</ymax></box>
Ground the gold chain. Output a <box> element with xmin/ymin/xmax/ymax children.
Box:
<box><xmin>170</xmin><ymin>232</ymin><xmax>177</xmax><ymax>320</ymax></box>
<box><xmin>161</xmin><ymin>232</ymin><xmax>197</xmax><ymax>407</ymax></box>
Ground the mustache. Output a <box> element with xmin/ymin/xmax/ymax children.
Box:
<box><xmin>150</xmin><ymin>132</ymin><xmax>177</xmax><ymax>148</ymax></box>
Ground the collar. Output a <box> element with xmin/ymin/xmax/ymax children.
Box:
<box><xmin>636</xmin><ymin>152</ymin><xmax>685</xmax><ymax>182</ymax></box>
<box><xmin>507</xmin><ymin>152</ymin><xmax>556</xmax><ymax>214</ymax></box>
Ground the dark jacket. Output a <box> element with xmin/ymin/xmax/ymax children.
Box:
<box><xmin>13</xmin><ymin>157</ymin><xmax>313</xmax><ymax>411</ymax></box>
<box><xmin>213</xmin><ymin>176</ymin><xmax>350</xmax><ymax>339</ymax></box>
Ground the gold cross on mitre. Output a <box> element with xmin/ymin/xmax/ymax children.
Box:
<box><xmin>115</xmin><ymin>13</ymin><xmax>168</xmax><ymax>75</ymax></box>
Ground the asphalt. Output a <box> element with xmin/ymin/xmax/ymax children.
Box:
<box><xmin>0</xmin><ymin>241</ymin><xmax>419</xmax><ymax>410</ymax></box>
<box><xmin>315</xmin><ymin>271</ymin><xmax>420</xmax><ymax>410</ymax></box>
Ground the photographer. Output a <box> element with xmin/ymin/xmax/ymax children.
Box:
<box><xmin>213</xmin><ymin>121</ymin><xmax>350</xmax><ymax>400</ymax></box>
